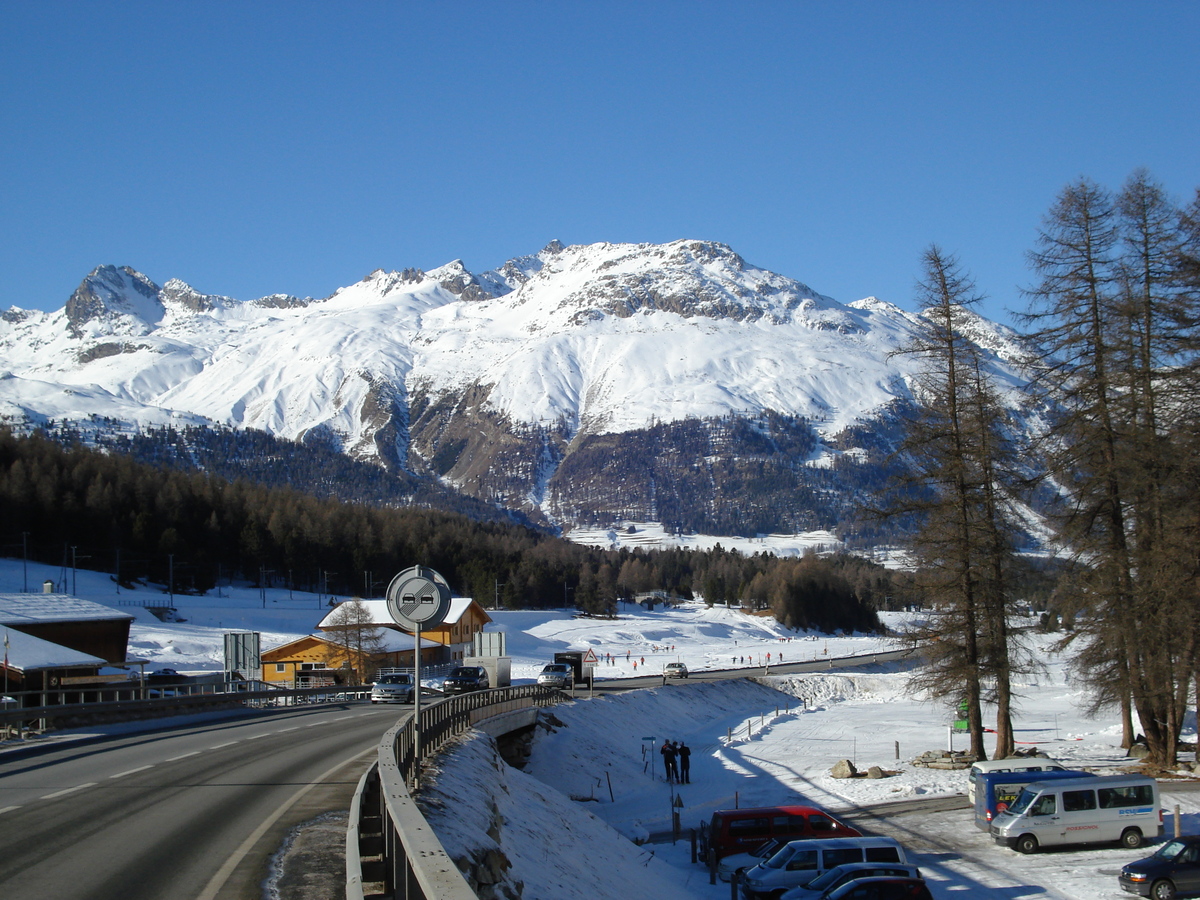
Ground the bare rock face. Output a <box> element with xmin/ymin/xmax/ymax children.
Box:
<box><xmin>830</xmin><ymin>758</ymin><xmax>858</xmax><ymax>779</ymax></box>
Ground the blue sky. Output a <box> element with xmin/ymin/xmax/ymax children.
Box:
<box><xmin>2</xmin><ymin>1</ymin><xmax>1196</xmax><ymax>326</ymax></box>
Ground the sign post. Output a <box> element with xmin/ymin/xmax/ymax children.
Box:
<box><xmin>385</xmin><ymin>566</ymin><xmax>452</xmax><ymax>787</ymax></box>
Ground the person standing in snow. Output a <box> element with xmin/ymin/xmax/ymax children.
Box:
<box><xmin>661</xmin><ymin>739</ymin><xmax>678</xmax><ymax>782</ymax></box>
<box><xmin>677</xmin><ymin>741</ymin><xmax>691</xmax><ymax>783</ymax></box>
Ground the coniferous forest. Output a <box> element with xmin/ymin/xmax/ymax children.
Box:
<box><xmin>0</xmin><ymin>427</ymin><xmax>890</xmax><ymax>634</ymax></box>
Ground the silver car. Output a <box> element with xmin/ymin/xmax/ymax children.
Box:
<box><xmin>537</xmin><ymin>663</ymin><xmax>574</xmax><ymax>688</ymax></box>
<box><xmin>370</xmin><ymin>673</ymin><xmax>415</xmax><ymax>703</ymax></box>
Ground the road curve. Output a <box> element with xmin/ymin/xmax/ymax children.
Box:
<box><xmin>0</xmin><ymin>703</ymin><xmax>403</xmax><ymax>900</ymax></box>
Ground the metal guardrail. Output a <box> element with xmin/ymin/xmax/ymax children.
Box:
<box><xmin>0</xmin><ymin>684</ymin><xmax>369</xmax><ymax>738</ymax></box>
<box><xmin>349</xmin><ymin>685</ymin><xmax>561</xmax><ymax>900</ymax></box>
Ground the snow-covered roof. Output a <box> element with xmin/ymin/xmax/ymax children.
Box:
<box><xmin>1</xmin><ymin>627</ymin><xmax>107</xmax><ymax>672</ymax></box>
<box><xmin>316</xmin><ymin>597</ymin><xmax>486</xmax><ymax>631</ymax></box>
<box><xmin>264</xmin><ymin>630</ymin><xmax>441</xmax><ymax>658</ymax></box>
<box><xmin>0</xmin><ymin>593</ymin><xmax>135</xmax><ymax>626</ymax></box>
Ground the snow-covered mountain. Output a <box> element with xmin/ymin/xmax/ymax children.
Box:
<box><xmin>0</xmin><ymin>240</ymin><xmax>1032</xmax><ymax>539</ymax></box>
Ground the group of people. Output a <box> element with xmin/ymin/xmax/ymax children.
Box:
<box><xmin>659</xmin><ymin>739</ymin><xmax>691</xmax><ymax>783</ymax></box>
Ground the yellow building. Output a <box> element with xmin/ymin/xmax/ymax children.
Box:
<box><xmin>260</xmin><ymin>630</ymin><xmax>441</xmax><ymax>687</ymax></box>
<box><xmin>315</xmin><ymin>597</ymin><xmax>492</xmax><ymax>664</ymax></box>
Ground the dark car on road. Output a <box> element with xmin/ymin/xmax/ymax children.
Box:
<box><xmin>441</xmin><ymin>666</ymin><xmax>490</xmax><ymax>694</ymax></box>
<box><xmin>1120</xmin><ymin>836</ymin><xmax>1200</xmax><ymax>899</ymax></box>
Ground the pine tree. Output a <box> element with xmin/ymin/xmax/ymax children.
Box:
<box><xmin>1022</xmin><ymin>173</ymin><xmax>1200</xmax><ymax>765</ymax></box>
<box><xmin>893</xmin><ymin>246</ymin><xmax>1021</xmax><ymax>760</ymax></box>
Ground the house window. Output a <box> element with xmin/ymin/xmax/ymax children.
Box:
<box><xmin>275</xmin><ymin>664</ymin><xmax>287</xmax><ymax>673</ymax></box>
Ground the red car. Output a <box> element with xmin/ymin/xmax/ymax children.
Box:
<box><xmin>700</xmin><ymin>805</ymin><xmax>862</xmax><ymax>862</ymax></box>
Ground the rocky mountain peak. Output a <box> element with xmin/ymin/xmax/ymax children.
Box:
<box><xmin>65</xmin><ymin>265</ymin><xmax>164</xmax><ymax>336</ymax></box>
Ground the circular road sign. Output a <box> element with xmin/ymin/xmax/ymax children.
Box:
<box><xmin>385</xmin><ymin>565</ymin><xmax>453</xmax><ymax>629</ymax></box>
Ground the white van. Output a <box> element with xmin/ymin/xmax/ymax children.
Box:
<box><xmin>739</xmin><ymin>836</ymin><xmax>907</xmax><ymax>898</ymax></box>
<box><xmin>989</xmin><ymin>773</ymin><xmax>1161</xmax><ymax>854</ymax></box>
<box><xmin>966</xmin><ymin>757</ymin><xmax>1067</xmax><ymax>803</ymax></box>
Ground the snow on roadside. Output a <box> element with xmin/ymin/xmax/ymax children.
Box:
<box><xmin>418</xmin><ymin>731</ymin><xmax>701</xmax><ymax>900</ymax></box>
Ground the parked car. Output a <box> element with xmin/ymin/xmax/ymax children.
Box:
<box><xmin>1119</xmin><ymin>835</ymin><xmax>1200</xmax><ymax>899</ymax></box>
<box><xmin>780</xmin><ymin>862</ymin><xmax>923</xmax><ymax>898</ymax></box>
<box><xmin>537</xmin><ymin>663</ymin><xmax>574</xmax><ymax>689</ymax></box>
<box><xmin>740</xmin><ymin>836</ymin><xmax>908</xmax><ymax>898</ymax></box>
<box><xmin>665</xmin><ymin>662</ymin><xmax>689</xmax><ymax>678</ymax></box>
<box><xmin>700</xmin><ymin>805</ymin><xmax>862</xmax><ymax>863</ymax></box>
<box><xmin>370</xmin><ymin>672</ymin><xmax>415</xmax><ymax>703</ymax></box>
<box><xmin>442</xmin><ymin>666</ymin><xmax>490</xmax><ymax>694</ymax></box>
<box><xmin>718</xmin><ymin>838</ymin><xmax>792</xmax><ymax>882</ymax></box>
<box><xmin>817</xmin><ymin>876</ymin><xmax>933</xmax><ymax>899</ymax></box>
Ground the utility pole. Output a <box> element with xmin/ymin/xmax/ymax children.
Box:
<box><xmin>21</xmin><ymin>532</ymin><xmax>28</xmax><ymax>593</ymax></box>
<box><xmin>494</xmin><ymin>579</ymin><xmax>505</xmax><ymax>609</ymax></box>
<box><xmin>168</xmin><ymin>554</ymin><xmax>175</xmax><ymax>605</ymax></box>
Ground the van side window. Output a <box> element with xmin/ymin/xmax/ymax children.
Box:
<box><xmin>784</xmin><ymin>849</ymin><xmax>818</xmax><ymax>871</ymax></box>
<box><xmin>774</xmin><ymin>814</ymin><xmax>807</xmax><ymax>834</ymax></box>
<box><xmin>1030</xmin><ymin>795</ymin><xmax>1057</xmax><ymax>816</ymax></box>
<box><xmin>823</xmin><ymin>847</ymin><xmax>864</xmax><ymax>869</ymax></box>
<box><xmin>865</xmin><ymin>846</ymin><xmax>902</xmax><ymax>862</ymax></box>
<box><xmin>1099</xmin><ymin>785</ymin><xmax>1154</xmax><ymax>808</ymax></box>
<box><xmin>729</xmin><ymin>816</ymin><xmax>770</xmax><ymax>837</ymax></box>
<box><xmin>1062</xmin><ymin>789</ymin><xmax>1096</xmax><ymax>812</ymax></box>
<box><xmin>807</xmin><ymin>813</ymin><xmax>835</xmax><ymax>832</ymax></box>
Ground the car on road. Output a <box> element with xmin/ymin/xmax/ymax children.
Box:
<box><xmin>370</xmin><ymin>672</ymin><xmax>415</xmax><ymax>703</ymax></box>
<box><xmin>1119</xmin><ymin>835</ymin><xmax>1200</xmax><ymax>899</ymax></box>
<box><xmin>665</xmin><ymin>662</ymin><xmax>689</xmax><ymax>678</ymax></box>
<box><xmin>537</xmin><ymin>663</ymin><xmax>574</xmax><ymax>689</ymax></box>
<box><xmin>780</xmin><ymin>862</ymin><xmax>924</xmax><ymax>898</ymax></box>
<box><xmin>441</xmin><ymin>666</ymin><xmax>490</xmax><ymax>694</ymax></box>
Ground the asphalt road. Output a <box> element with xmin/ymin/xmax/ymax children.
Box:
<box><xmin>0</xmin><ymin>703</ymin><xmax>403</xmax><ymax>900</ymax></box>
<box><xmin>583</xmin><ymin>647</ymin><xmax>918</xmax><ymax>694</ymax></box>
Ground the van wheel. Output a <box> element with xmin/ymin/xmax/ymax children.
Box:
<box><xmin>1151</xmin><ymin>879</ymin><xmax>1177</xmax><ymax>900</ymax></box>
<box><xmin>1015</xmin><ymin>834</ymin><xmax>1039</xmax><ymax>854</ymax></box>
<box><xmin>1121</xmin><ymin>827</ymin><xmax>1144</xmax><ymax>849</ymax></box>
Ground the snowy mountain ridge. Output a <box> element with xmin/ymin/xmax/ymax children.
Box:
<box><xmin>0</xmin><ymin>239</ymin><xmax>1031</xmax><ymax>536</ymax></box>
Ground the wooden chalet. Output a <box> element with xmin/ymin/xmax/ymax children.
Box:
<box><xmin>316</xmin><ymin>597</ymin><xmax>492</xmax><ymax>665</ymax></box>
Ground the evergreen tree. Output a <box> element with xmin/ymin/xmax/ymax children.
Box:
<box><xmin>893</xmin><ymin>246</ymin><xmax>1021</xmax><ymax>760</ymax></box>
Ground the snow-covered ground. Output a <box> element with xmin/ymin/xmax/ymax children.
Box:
<box><xmin>2</xmin><ymin>557</ymin><xmax>1196</xmax><ymax>897</ymax></box>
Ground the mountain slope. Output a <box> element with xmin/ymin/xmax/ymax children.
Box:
<box><xmin>0</xmin><ymin>240</ymin><xmax>1034</xmax><ymax>539</ymax></box>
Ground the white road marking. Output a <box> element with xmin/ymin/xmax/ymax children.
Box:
<box><xmin>40</xmin><ymin>782</ymin><xmax>97</xmax><ymax>800</ymax></box>
<box><xmin>274</xmin><ymin>727</ymin><xmax>299</xmax><ymax>733</ymax></box>
<box><xmin>109</xmin><ymin>765</ymin><xmax>154</xmax><ymax>779</ymax></box>
<box><xmin>195</xmin><ymin>745</ymin><xmax>376</xmax><ymax>900</ymax></box>
<box><xmin>0</xmin><ymin>805</ymin><xmax>21</xmax><ymax>815</ymax></box>
<box><xmin>209</xmin><ymin>741</ymin><xmax>238</xmax><ymax>750</ymax></box>
<box><xmin>165</xmin><ymin>751</ymin><xmax>200</xmax><ymax>762</ymax></box>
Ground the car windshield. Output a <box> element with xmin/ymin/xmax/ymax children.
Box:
<box><xmin>805</xmin><ymin>866</ymin><xmax>857</xmax><ymax>891</ymax></box>
<box><xmin>1155</xmin><ymin>839</ymin><xmax>1191</xmax><ymax>860</ymax></box>
<box><xmin>449</xmin><ymin>668</ymin><xmax>475</xmax><ymax>677</ymax></box>
<box><xmin>762</xmin><ymin>846</ymin><xmax>793</xmax><ymax>870</ymax></box>
<box><xmin>378</xmin><ymin>674</ymin><xmax>410</xmax><ymax>684</ymax></box>
<box><xmin>753</xmin><ymin>839</ymin><xmax>784</xmax><ymax>858</ymax></box>
<box><xmin>1007</xmin><ymin>787</ymin><xmax>1037</xmax><ymax>815</ymax></box>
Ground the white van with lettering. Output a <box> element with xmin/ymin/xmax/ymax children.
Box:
<box><xmin>989</xmin><ymin>773</ymin><xmax>1161</xmax><ymax>854</ymax></box>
